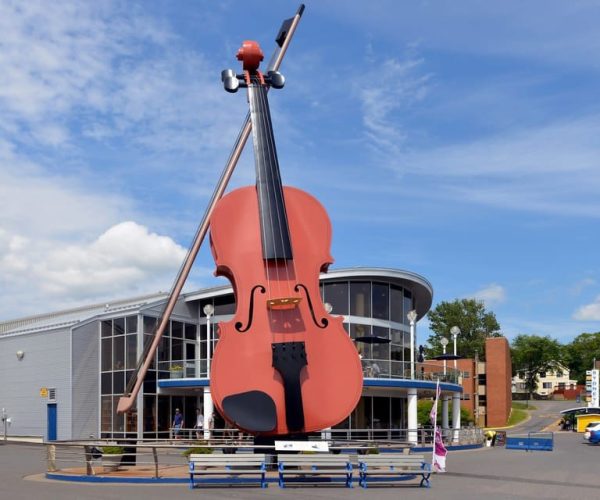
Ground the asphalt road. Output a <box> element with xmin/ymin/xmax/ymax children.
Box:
<box><xmin>2</xmin><ymin>431</ymin><xmax>600</xmax><ymax>500</ymax></box>
<box><xmin>507</xmin><ymin>400</ymin><xmax>574</xmax><ymax>434</ymax></box>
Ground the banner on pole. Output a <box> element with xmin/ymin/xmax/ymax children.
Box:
<box><xmin>430</xmin><ymin>379</ymin><xmax>448</xmax><ymax>472</ymax></box>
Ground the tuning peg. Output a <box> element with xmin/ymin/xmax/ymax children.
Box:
<box><xmin>267</xmin><ymin>71</ymin><xmax>285</xmax><ymax>89</ymax></box>
<box><xmin>221</xmin><ymin>69</ymin><xmax>240</xmax><ymax>93</ymax></box>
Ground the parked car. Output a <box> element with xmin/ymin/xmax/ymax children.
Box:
<box><xmin>589</xmin><ymin>429</ymin><xmax>600</xmax><ymax>444</ymax></box>
<box><xmin>583</xmin><ymin>422</ymin><xmax>600</xmax><ymax>441</ymax></box>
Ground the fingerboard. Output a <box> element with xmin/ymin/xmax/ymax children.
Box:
<box><xmin>247</xmin><ymin>79</ymin><xmax>293</xmax><ymax>261</ymax></box>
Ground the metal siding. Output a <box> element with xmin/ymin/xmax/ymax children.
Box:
<box><xmin>71</xmin><ymin>321</ymin><xmax>99</xmax><ymax>439</ymax></box>
<box><xmin>0</xmin><ymin>328</ymin><xmax>71</xmax><ymax>438</ymax></box>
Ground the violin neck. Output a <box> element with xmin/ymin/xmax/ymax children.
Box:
<box><xmin>248</xmin><ymin>79</ymin><xmax>293</xmax><ymax>261</ymax></box>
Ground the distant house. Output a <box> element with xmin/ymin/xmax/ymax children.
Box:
<box><xmin>512</xmin><ymin>364</ymin><xmax>577</xmax><ymax>397</ymax></box>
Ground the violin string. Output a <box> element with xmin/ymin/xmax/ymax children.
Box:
<box><xmin>257</xmin><ymin>81</ymin><xmax>294</xmax><ymax>303</ymax></box>
<box><xmin>249</xmin><ymin>78</ymin><xmax>274</xmax><ymax>309</ymax></box>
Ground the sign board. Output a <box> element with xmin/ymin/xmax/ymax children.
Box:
<box><xmin>39</xmin><ymin>387</ymin><xmax>48</xmax><ymax>398</ymax></box>
<box><xmin>589</xmin><ymin>370</ymin><xmax>599</xmax><ymax>408</ymax></box>
<box><xmin>275</xmin><ymin>440</ymin><xmax>330</xmax><ymax>452</ymax></box>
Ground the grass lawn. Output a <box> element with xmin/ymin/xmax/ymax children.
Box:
<box><xmin>506</xmin><ymin>401</ymin><xmax>536</xmax><ymax>426</ymax></box>
<box><xmin>512</xmin><ymin>401</ymin><xmax>537</xmax><ymax>411</ymax></box>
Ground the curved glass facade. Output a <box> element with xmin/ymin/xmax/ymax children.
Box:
<box><xmin>97</xmin><ymin>268</ymin><xmax>437</xmax><ymax>438</ymax></box>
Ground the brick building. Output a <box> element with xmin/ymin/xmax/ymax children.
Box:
<box><xmin>428</xmin><ymin>337</ymin><xmax>512</xmax><ymax>428</ymax></box>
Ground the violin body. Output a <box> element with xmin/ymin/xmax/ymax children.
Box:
<box><xmin>208</xmin><ymin>40</ymin><xmax>363</xmax><ymax>436</ymax></box>
<box><xmin>209</xmin><ymin>186</ymin><xmax>363</xmax><ymax>435</ymax></box>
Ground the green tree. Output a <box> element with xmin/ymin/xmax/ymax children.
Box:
<box><xmin>426</xmin><ymin>299</ymin><xmax>501</xmax><ymax>360</ymax></box>
<box><xmin>511</xmin><ymin>335</ymin><xmax>562</xmax><ymax>402</ymax></box>
<box><xmin>564</xmin><ymin>332</ymin><xmax>600</xmax><ymax>384</ymax></box>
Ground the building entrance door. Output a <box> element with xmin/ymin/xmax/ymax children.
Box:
<box><xmin>47</xmin><ymin>403</ymin><xmax>57</xmax><ymax>441</ymax></box>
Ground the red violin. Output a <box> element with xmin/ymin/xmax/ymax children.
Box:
<box><xmin>209</xmin><ymin>41</ymin><xmax>363</xmax><ymax>435</ymax></box>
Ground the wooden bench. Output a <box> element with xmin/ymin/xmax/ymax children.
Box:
<box><xmin>358</xmin><ymin>453</ymin><xmax>432</xmax><ymax>488</ymax></box>
<box><xmin>277</xmin><ymin>454</ymin><xmax>353</xmax><ymax>488</ymax></box>
<box><xmin>188</xmin><ymin>453</ymin><xmax>268</xmax><ymax>489</ymax></box>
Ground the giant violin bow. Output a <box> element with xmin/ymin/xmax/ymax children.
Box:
<box><xmin>117</xmin><ymin>4</ymin><xmax>306</xmax><ymax>415</ymax></box>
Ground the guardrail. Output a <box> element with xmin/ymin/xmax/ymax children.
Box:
<box><xmin>45</xmin><ymin>427</ymin><xmax>484</xmax><ymax>477</ymax></box>
<box><xmin>505</xmin><ymin>432</ymin><xmax>554</xmax><ymax>451</ymax></box>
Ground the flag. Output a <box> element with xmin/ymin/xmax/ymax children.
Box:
<box><xmin>430</xmin><ymin>379</ymin><xmax>448</xmax><ymax>472</ymax></box>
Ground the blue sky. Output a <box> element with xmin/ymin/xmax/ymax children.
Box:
<box><xmin>1</xmin><ymin>0</ymin><xmax>600</xmax><ymax>344</ymax></box>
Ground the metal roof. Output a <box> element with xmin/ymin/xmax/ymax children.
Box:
<box><xmin>0</xmin><ymin>292</ymin><xmax>168</xmax><ymax>337</ymax></box>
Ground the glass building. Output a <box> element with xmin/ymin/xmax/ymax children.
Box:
<box><xmin>0</xmin><ymin>267</ymin><xmax>463</xmax><ymax>441</ymax></box>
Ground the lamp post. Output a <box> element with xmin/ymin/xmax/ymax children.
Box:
<box><xmin>440</xmin><ymin>337</ymin><xmax>449</xmax><ymax>376</ymax></box>
<box><xmin>450</xmin><ymin>326</ymin><xmax>460</xmax><ymax>372</ymax></box>
<box><xmin>407</xmin><ymin>310</ymin><xmax>418</xmax><ymax>380</ymax></box>
<box><xmin>203</xmin><ymin>304</ymin><xmax>214</xmax><ymax>440</ymax></box>
<box><xmin>203</xmin><ymin>304</ymin><xmax>215</xmax><ymax>376</ymax></box>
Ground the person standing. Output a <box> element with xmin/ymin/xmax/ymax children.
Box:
<box><xmin>172</xmin><ymin>408</ymin><xmax>183</xmax><ymax>439</ymax></box>
<box><xmin>195</xmin><ymin>408</ymin><xmax>204</xmax><ymax>440</ymax></box>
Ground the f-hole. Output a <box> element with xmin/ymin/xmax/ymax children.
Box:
<box><xmin>294</xmin><ymin>284</ymin><xmax>328</xmax><ymax>329</ymax></box>
<box><xmin>235</xmin><ymin>285</ymin><xmax>266</xmax><ymax>332</ymax></box>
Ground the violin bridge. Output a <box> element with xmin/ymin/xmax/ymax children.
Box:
<box><xmin>267</xmin><ymin>297</ymin><xmax>302</xmax><ymax>310</ymax></box>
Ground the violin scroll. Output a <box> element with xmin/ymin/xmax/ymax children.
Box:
<box><xmin>222</xmin><ymin>40</ymin><xmax>285</xmax><ymax>93</ymax></box>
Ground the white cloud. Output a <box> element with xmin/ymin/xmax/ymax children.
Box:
<box><xmin>573</xmin><ymin>296</ymin><xmax>600</xmax><ymax>321</ymax></box>
<box><xmin>468</xmin><ymin>283</ymin><xmax>506</xmax><ymax>306</ymax></box>
<box><xmin>358</xmin><ymin>51</ymin><xmax>430</xmax><ymax>161</ymax></box>
<box><xmin>399</xmin><ymin>115</ymin><xmax>600</xmax><ymax>217</ymax></box>
<box><xmin>36</xmin><ymin>221</ymin><xmax>187</xmax><ymax>295</ymax></box>
<box><xmin>0</xmin><ymin>0</ymin><xmax>239</xmax><ymax>156</ymax></box>
<box><xmin>0</xmin><ymin>221</ymin><xmax>191</xmax><ymax>319</ymax></box>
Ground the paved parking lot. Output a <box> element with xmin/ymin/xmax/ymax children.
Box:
<box><xmin>1</xmin><ymin>432</ymin><xmax>599</xmax><ymax>500</ymax></box>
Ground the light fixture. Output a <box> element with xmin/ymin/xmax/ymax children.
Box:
<box><xmin>324</xmin><ymin>302</ymin><xmax>333</xmax><ymax>314</ymax></box>
<box><xmin>203</xmin><ymin>304</ymin><xmax>214</xmax><ymax>317</ymax></box>
<box><xmin>16</xmin><ymin>350</ymin><xmax>24</xmax><ymax>361</ymax></box>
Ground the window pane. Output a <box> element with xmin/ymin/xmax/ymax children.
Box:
<box><xmin>126</xmin><ymin>334</ymin><xmax>137</xmax><ymax>369</ymax></box>
<box><xmin>372</xmin><ymin>283</ymin><xmax>389</xmax><ymax>320</ymax></box>
<box><xmin>101</xmin><ymin>338</ymin><xmax>112</xmax><ymax>371</ymax></box>
<box><xmin>126</xmin><ymin>315</ymin><xmax>138</xmax><ymax>334</ymax></box>
<box><xmin>390</xmin><ymin>286</ymin><xmax>403</xmax><ymax>323</ymax></box>
<box><xmin>403</xmin><ymin>290</ymin><xmax>413</xmax><ymax>324</ymax></box>
<box><xmin>214</xmin><ymin>294</ymin><xmax>236</xmax><ymax>315</ymax></box>
<box><xmin>114</xmin><ymin>317</ymin><xmax>125</xmax><ymax>336</ymax></box>
<box><xmin>185</xmin><ymin>323</ymin><xmax>196</xmax><ymax>340</ymax></box>
<box><xmin>101</xmin><ymin>372</ymin><xmax>112</xmax><ymax>394</ymax></box>
<box><xmin>172</xmin><ymin>338</ymin><xmax>183</xmax><ymax>363</ymax></box>
<box><xmin>113</xmin><ymin>335</ymin><xmax>125</xmax><ymax>370</ymax></box>
<box><xmin>101</xmin><ymin>396</ymin><xmax>112</xmax><ymax>432</ymax></box>
<box><xmin>143</xmin><ymin>316</ymin><xmax>157</xmax><ymax>334</ymax></box>
<box><xmin>172</xmin><ymin>321</ymin><xmax>183</xmax><ymax>338</ymax></box>
<box><xmin>113</xmin><ymin>371</ymin><xmax>125</xmax><ymax>394</ymax></box>
<box><xmin>101</xmin><ymin>320</ymin><xmax>112</xmax><ymax>337</ymax></box>
<box><xmin>350</xmin><ymin>282</ymin><xmax>371</xmax><ymax>317</ymax></box>
<box><xmin>350</xmin><ymin>323</ymin><xmax>371</xmax><ymax>340</ymax></box>
<box><xmin>144</xmin><ymin>395</ymin><xmax>156</xmax><ymax>433</ymax></box>
<box><xmin>324</xmin><ymin>282</ymin><xmax>349</xmax><ymax>315</ymax></box>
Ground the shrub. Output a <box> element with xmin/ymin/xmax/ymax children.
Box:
<box><xmin>102</xmin><ymin>446</ymin><xmax>124</xmax><ymax>455</ymax></box>
<box><xmin>182</xmin><ymin>446</ymin><xmax>213</xmax><ymax>457</ymax></box>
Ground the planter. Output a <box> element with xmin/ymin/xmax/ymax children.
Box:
<box><xmin>102</xmin><ymin>454</ymin><xmax>123</xmax><ymax>472</ymax></box>
<box><xmin>170</xmin><ymin>370</ymin><xmax>183</xmax><ymax>379</ymax></box>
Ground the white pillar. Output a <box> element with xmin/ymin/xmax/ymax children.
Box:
<box><xmin>452</xmin><ymin>393</ymin><xmax>461</xmax><ymax>443</ymax></box>
<box><xmin>203</xmin><ymin>386</ymin><xmax>213</xmax><ymax>440</ymax></box>
<box><xmin>442</xmin><ymin>396</ymin><xmax>450</xmax><ymax>438</ymax></box>
<box><xmin>407</xmin><ymin>388</ymin><xmax>418</xmax><ymax>445</ymax></box>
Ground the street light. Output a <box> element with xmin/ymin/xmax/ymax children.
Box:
<box><xmin>202</xmin><ymin>303</ymin><xmax>215</xmax><ymax>440</ymax></box>
<box><xmin>440</xmin><ymin>337</ymin><xmax>449</xmax><ymax>376</ymax></box>
<box><xmin>407</xmin><ymin>310</ymin><xmax>418</xmax><ymax>380</ymax></box>
<box><xmin>450</xmin><ymin>326</ymin><xmax>460</xmax><ymax>371</ymax></box>
<box><xmin>203</xmin><ymin>304</ymin><xmax>215</xmax><ymax>376</ymax></box>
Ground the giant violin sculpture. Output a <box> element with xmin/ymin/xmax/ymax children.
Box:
<box><xmin>209</xmin><ymin>41</ymin><xmax>363</xmax><ymax>436</ymax></box>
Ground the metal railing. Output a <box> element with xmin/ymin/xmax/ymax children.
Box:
<box><xmin>157</xmin><ymin>359</ymin><xmax>462</xmax><ymax>384</ymax></box>
<box><xmin>45</xmin><ymin>427</ymin><xmax>484</xmax><ymax>477</ymax></box>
